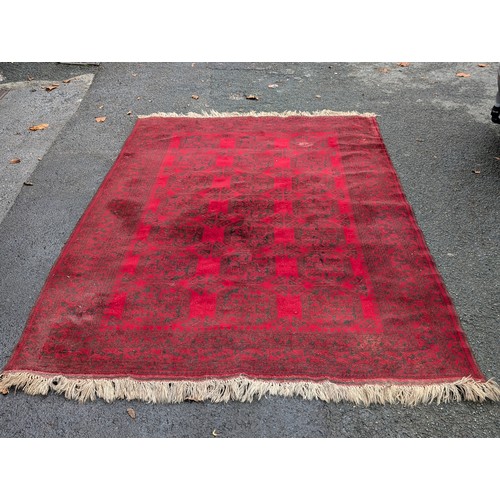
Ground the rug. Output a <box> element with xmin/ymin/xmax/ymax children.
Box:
<box><xmin>1</xmin><ymin>111</ymin><xmax>498</xmax><ymax>405</ymax></box>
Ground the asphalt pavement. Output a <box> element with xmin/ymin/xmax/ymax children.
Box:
<box><xmin>0</xmin><ymin>72</ymin><xmax>94</xmax><ymax>224</ymax></box>
<box><xmin>0</xmin><ymin>62</ymin><xmax>498</xmax><ymax>437</ymax></box>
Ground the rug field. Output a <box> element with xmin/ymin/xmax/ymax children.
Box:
<box><xmin>1</xmin><ymin>111</ymin><xmax>498</xmax><ymax>405</ymax></box>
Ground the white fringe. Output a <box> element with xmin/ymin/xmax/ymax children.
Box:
<box><xmin>1</xmin><ymin>372</ymin><xmax>499</xmax><ymax>406</ymax></box>
<box><xmin>137</xmin><ymin>110</ymin><xmax>377</xmax><ymax>119</ymax></box>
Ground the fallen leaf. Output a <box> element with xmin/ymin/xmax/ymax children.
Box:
<box><xmin>9</xmin><ymin>158</ymin><xmax>21</xmax><ymax>164</ymax></box>
<box><xmin>212</xmin><ymin>429</ymin><xmax>219</xmax><ymax>437</ymax></box>
<box><xmin>45</xmin><ymin>84</ymin><xmax>59</xmax><ymax>91</ymax></box>
<box><xmin>495</xmin><ymin>157</ymin><xmax>500</xmax><ymax>161</ymax></box>
<box><xmin>29</xmin><ymin>123</ymin><xmax>49</xmax><ymax>131</ymax></box>
<box><xmin>27</xmin><ymin>75</ymin><xmax>34</xmax><ymax>81</ymax></box>
<box><xmin>191</xmin><ymin>95</ymin><xmax>199</xmax><ymax>100</ymax></box>
<box><xmin>472</xmin><ymin>169</ymin><xmax>481</xmax><ymax>174</ymax></box>
<box><xmin>477</xmin><ymin>64</ymin><xmax>488</xmax><ymax>68</ymax></box>
<box><xmin>398</xmin><ymin>62</ymin><xmax>410</xmax><ymax>67</ymax></box>
<box><xmin>127</xmin><ymin>408</ymin><xmax>136</xmax><ymax>419</ymax></box>
<box><xmin>1</xmin><ymin>388</ymin><xmax>8</xmax><ymax>395</ymax></box>
<box><xmin>23</xmin><ymin>181</ymin><xmax>33</xmax><ymax>186</ymax></box>
<box><xmin>126</xmin><ymin>111</ymin><xmax>132</xmax><ymax>115</ymax></box>
<box><xmin>38</xmin><ymin>157</ymin><xmax>42</xmax><ymax>161</ymax></box>
<box><xmin>456</xmin><ymin>72</ymin><xmax>471</xmax><ymax>78</ymax></box>
<box><xmin>268</xmin><ymin>84</ymin><xmax>279</xmax><ymax>88</ymax></box>
<box><xmin>377</xmin><ymin>67</ymin><xmax>390</xmax><ymax>73</ymax></box>
<box><xmin>95</xmin><ymin>116</ymin><xmax>106</xmax><ymax>123</ymax></box>
<box><xmin>245</xmin><ymin>94</ymin><xmax>259</xmax><ymax>100</ymax></box>
<box><xmin>63</xmin><ymin>79</ymin><xmax>71</xmax><ymax>83</ymax></box>
<box><xmin>98</xmin><ymin>105</ymin><xmax>104</xmax><ymax>109</ymax></box>
<box><xmin>315</xmin><ymin>95</ymin><xmax>321</xmax><ymax>98</ymax></box>
<box><xmin>416</xmin><ymin>138</ymin><xmax>424</xmax><ymax>142</ymax></box>
<box><xmin>137</xmin><ymin>96</ymin><xmax>142</xmax><ymax>100</ymax></box>
<box><xmin>132</xmin><ymin>73</ymin><xmax>137</xmax><ymax>77</ymax></box>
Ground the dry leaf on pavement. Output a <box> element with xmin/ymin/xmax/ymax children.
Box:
<box><xmin>477</xmin><ymin>64</ymin><xmax>488</xmax><ymax>68</ymax></box>
<box><xmin>268</xmin><ymin>84</ymin><xmax>279</xmax><ymax>88</ymax></box>
<box><xmin>1</xmin><ymin>388</ymin><xmax>9</xmax><ymax>395</ymax></box>
<box><xmin>45</xmin><ymin>84</ymin><xmax>59</xmax><ymax>91</ymax></box>
<box><xmin>63</xmin><ymin>79</ymin><xmax>71</xmax><ymax>83</ymax></box>
<box><xmin>212</xmin><ymin>429</ymin><xmax>219</xmax><ymax>437</ymax></box>
<box><xmin>456</xmin><ymin>72</ymin><xmax>471</xmax><ymax>78</ymax></box>
<box><xmin>191</xmin><ymin>95</ymin><xmax>199</xmax><ymax>100</ymax></box>
<box><xmin>9</xmin><ymin>158</ymin><xmax>21</xmax><ymax>164</ymax></box>
<box><xmin>245</xmin><ymin>95</ymin><xmax>259</xmax><ymax>100</ymax></box>
<box><xmin>377</xmin><ymin>67</ymin><xmax>390</xmax><ymax>73</ymax></box>
<box><xmin>95</xmin><ymin>116</ymin><xmax>106</xmax><ymax>123</ymax></box>
<box><xmin>127</xmin><ymin>408</ymin><xmax>136</xmax><ymax>419</ymax></box>
<box><xmin>472</xmin><ymin>169</ymin><xmax>481</xmax><ymax>174</ymax></box>
<box><xmin>23</xmin><ymin>181</ymin><xmax>33</xmax><ymax>186</ymax></box>
<box><xmin>398</xmin><ymin>62</ymin><xmax>410</xmax><ymax>67</ymax></box>
<box><xmin>29</xmin><ymin>123</ymin><xmax>49</xmax><ymax>131</ymax></box>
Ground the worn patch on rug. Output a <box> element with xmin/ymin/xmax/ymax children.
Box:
<box><xmin>1</xmin><ymin>111</ymin><xmax>498</xmax><ymax>405</ymax></box>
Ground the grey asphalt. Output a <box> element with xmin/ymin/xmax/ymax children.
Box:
<box><xmin>0</xmin><ymin>62</ymin><xmax>498</xmax><ymax>438</ymax></box>
<box><xmin>0</xmin><ymin>73</ymin><xmax>94</xmax><ymax>224</ymax></box>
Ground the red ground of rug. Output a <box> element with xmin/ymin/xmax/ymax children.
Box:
<box><xmin>3</xmin><ymin>115</ymin><xmax>485</xmax><ymax>384</ymax></box>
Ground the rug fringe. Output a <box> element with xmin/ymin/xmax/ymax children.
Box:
<box><xmin>1</xmin><ymin>372</ymin><xmax>499</xmax><ymax>405</ymax></box>
<box><xmin>137</xmin><ymin>110</ymin><xmax>377</xmax><ymax>119</ymax></box>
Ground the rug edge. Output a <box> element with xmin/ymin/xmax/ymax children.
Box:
<box><xmin>137</xmin><ymin>110</ymin><xmax>377</xmax><ymax>119</ymax></box>
<box><xmin>1</xmin><ymin>372</ymin><xmax>498</xmax><ymax>406</ymax></box>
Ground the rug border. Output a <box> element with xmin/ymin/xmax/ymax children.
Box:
<box><xmin>1</xmin><ymin>371</ymin><xmax>499</xmax><ymax>405</ymax></box>
<box><xmin>137</xmin><ymin>110</ymin><xmax>377</xmax><ymax>119</ymax></box>
<box><xmin>368</xmin><ymin>118</ymin><xmax>488</xmax><ymax>379</ymax></box>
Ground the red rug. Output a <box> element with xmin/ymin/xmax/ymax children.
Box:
<box><xmin>1</xmin><ymin>111</ymin><xmax>498</xmax><ymax>405</ymax></box>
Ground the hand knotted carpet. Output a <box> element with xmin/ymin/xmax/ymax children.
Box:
<box><xmin>1</xmin><ymin>111</ymin><xmax>498</xmax><ymax>405</ymax></box>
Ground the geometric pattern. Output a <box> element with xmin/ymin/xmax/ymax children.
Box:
<box><xmin>3</xmin><ymin>114</ymin><xmax>484</xmax><ymax>385</ymax></box>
